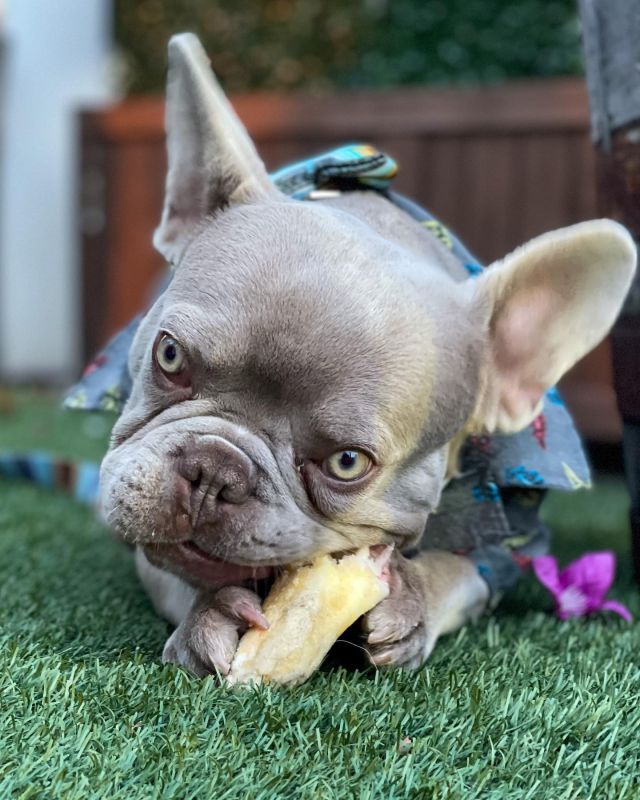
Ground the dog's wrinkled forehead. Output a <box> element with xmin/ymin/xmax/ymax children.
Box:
<box><xmin>164</xmin><ymin>200</ymin><xmax>436</xmax><ymax>408</ymax></box>
<box><xmin>124</xmin><ymin>200</ymin><xmax>476</xmax><ymax>456</ymax></box>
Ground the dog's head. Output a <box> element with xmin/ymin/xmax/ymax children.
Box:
<box><xmin>100</xmin><ymin>34</ymin><xmax>636</xmax><ymax>587</ymax></box>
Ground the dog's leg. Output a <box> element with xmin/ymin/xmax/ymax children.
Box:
<box><xmin>162</xmin><ymin>585</ymin><xmax>271</xmax><ymax>677</ymax></box>
<box><xmin>363</xmin><ymin>550</ymin><xmax>489</xmax><ymax>668</ymax></box>
<box><xmin>135</xmin><ymin>547</ymin><xmax>268</xmax><ymax>677</ymax></box>
<box><xmin>135</xmin><ymin>546</ymin><xmax>198</xmax><ymax>626</ymax></box>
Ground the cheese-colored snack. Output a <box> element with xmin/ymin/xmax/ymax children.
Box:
<box><xmin>228</xmin><ymin>546</ymin><xmax>391</xmax><ymax>686</ymax></box>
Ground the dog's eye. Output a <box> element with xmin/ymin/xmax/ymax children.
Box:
<box><xmin>323</xmin><ymin>450</ymin><xmax>372</xmax><ymax>481</ymax></box>
<box><xmin>155</xmin><ymin>334</ymin><xmax>186</xmax><ymax>375</ymax></box>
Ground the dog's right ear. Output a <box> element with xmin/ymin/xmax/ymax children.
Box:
<box><xmin>153</xmin><ymin>33</ymin><xmax>280</xmax><ymax>265</ymax></box>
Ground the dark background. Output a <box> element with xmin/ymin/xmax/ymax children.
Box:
<box><xmin>115</xmin><ymin>0</ymin><xmax>582</xmax><ymax>95</ymax></box>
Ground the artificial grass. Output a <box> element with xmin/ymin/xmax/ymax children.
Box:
<box><xmin>1</xmin><ymin>391</ymin><xmax>639</xmax><ymax>799</ymax></box>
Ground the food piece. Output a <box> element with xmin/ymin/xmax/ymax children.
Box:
<box><xmin>228</xmin><ymin>546</ymin><xmax>392</xmax><ymax>686</ymax></box>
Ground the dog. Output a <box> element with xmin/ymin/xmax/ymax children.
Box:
<box><xmin>98</xmin><ymin>33</ymin><xmax>636</xmax><ymax>678</ymax></box>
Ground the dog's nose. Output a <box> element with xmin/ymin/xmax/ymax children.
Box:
<box><xmin>178</xmin><ymin>437</ymin><xmax>257</xmax><ymax>509</ymax></box>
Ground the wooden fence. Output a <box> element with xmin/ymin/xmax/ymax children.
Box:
<box><xmin>79</xmin><ymin>77</ymin><xmax>619</xmax><ymax>440</ymax></box>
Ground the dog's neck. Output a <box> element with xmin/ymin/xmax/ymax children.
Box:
<box><xmin>315</xmin><ymin>191</ymin><xmax>469</xmax><ymax>284</ymax></box>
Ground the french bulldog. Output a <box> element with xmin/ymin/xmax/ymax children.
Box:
<box><xmin>100</xmin><ymin>33</ymin><xmax>636</xmax><ymax>677</ymax></box>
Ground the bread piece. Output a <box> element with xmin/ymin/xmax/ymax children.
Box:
<box><xmin>228</xmin><ymin>546</ymin><xmax>391</xmax><ymax>686</ymax></box>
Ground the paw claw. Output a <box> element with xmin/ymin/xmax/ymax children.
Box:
<box><xmin>214</xmin><ymin>586</ymin><xmax>269</xmax><ymax>630</ymax></box>
<box><xmin>369</xmin><ymin>649</ymin><xmax>396</xmax><ymax>667</ymax></box>
<box><xmin>362</xmin><ymin>554</ymin><xmax>431</xmax><ymax>669</ymax></box>
<box><xmin>367</xmin><ymin>618</ymin><xmax>419</xmax><ymax>645</ymax></box>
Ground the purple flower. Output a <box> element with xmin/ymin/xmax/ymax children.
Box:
<box><xmin>532</xmin><ymin>552</ymin><xmax>632</xmax><ymax>622</ymax></box>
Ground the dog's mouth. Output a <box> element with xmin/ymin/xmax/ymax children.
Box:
<box><xmin>143</xmin><ymin>539</ymin><xmax>275</xmax><ymax>587</ymax></box>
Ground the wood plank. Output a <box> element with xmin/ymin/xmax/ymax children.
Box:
<box><xmin>80</xmin><ymin>135</ymin><xmax>109</xmax><ymax>361</ymax></box>
<box><xmin>412</xmin><ymin>137</ymin><xmax>464</xmax><ymax>237</ymax></box>
<box><xmin>104</xmin><ymin>141</ymin><xmax>165</xmax><ymax>342</ymax></box>
<box><xmin>373</xmin><ymin>136</ymin><xmax>422</xmax><ymax>200</ymax></box>
<box><xmin>82</xmin><ymin>77</ymin><xmax>590</xmax><ymax>144</ymax></box>
<box><xmin>560</xmin><ymin>340</ymin><xmax>622</xmax><ymax>442</ymax></box>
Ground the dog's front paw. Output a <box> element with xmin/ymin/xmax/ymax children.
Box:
<box><xmin>162</xmin><ymin>586</ymin><xmax>268</xmax><ymax>677</ymax></box>
<box><xmin>362</xmin><ymin>554</ymin><xmax>433</xmax><ymax>670</ymax></box>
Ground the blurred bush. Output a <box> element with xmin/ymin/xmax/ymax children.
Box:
<box><xmin>115</xmin><ymin>0</ymin><xmax>581</xmax><ymax>95</ymax></box>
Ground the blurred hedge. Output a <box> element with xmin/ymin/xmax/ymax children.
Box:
<box><xmin>115</xmin><ymin>0</ymin><xmax>582</xmax><ymax>95</ymax></box>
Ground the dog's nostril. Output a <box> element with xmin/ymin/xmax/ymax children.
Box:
<box><xmin>219</xmin><ymin>480</ymin><xmax>250</xmax><ymax>504</ymax></box>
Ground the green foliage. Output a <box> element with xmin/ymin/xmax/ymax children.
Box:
<box><xmin>0</xmin><ymin>389</ymin><xmax>112</xmax><ymax>462</ymax></box>
<box><xmin>1</xmin><ymin>393</ymin><xmax>639</xmax><ymax>797</ymax></box>
<box><xmin>114</xmin><ymin>0</ymin><xmax>582</xmax><ymax>95</ymax></box>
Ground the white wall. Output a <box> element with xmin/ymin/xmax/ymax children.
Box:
<box><xmin>0</xmin><ymin>0</ymin><xmax>115</xmax><ymax>381</ymax></box>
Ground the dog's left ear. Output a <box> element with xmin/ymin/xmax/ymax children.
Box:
<box><xmin>471</xmin><ymin>219</ymin><xmax>636</xmax><ymax>433</ymax></box>
<box><xmin>154</xmin><ymin>33</ymin><xmax>281</xmax><ymax>265</ymax></box>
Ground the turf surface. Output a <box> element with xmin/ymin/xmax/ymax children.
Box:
<box><xmin>1</xmin><ymin>391</ymin><xmax>639</xmax><ymax>799</ymax></box>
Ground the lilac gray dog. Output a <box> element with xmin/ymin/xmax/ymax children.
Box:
<box><xmin>100</xmin><ymin>34</ymin><xmax>636</xmax><ymax>677</ymax></box>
